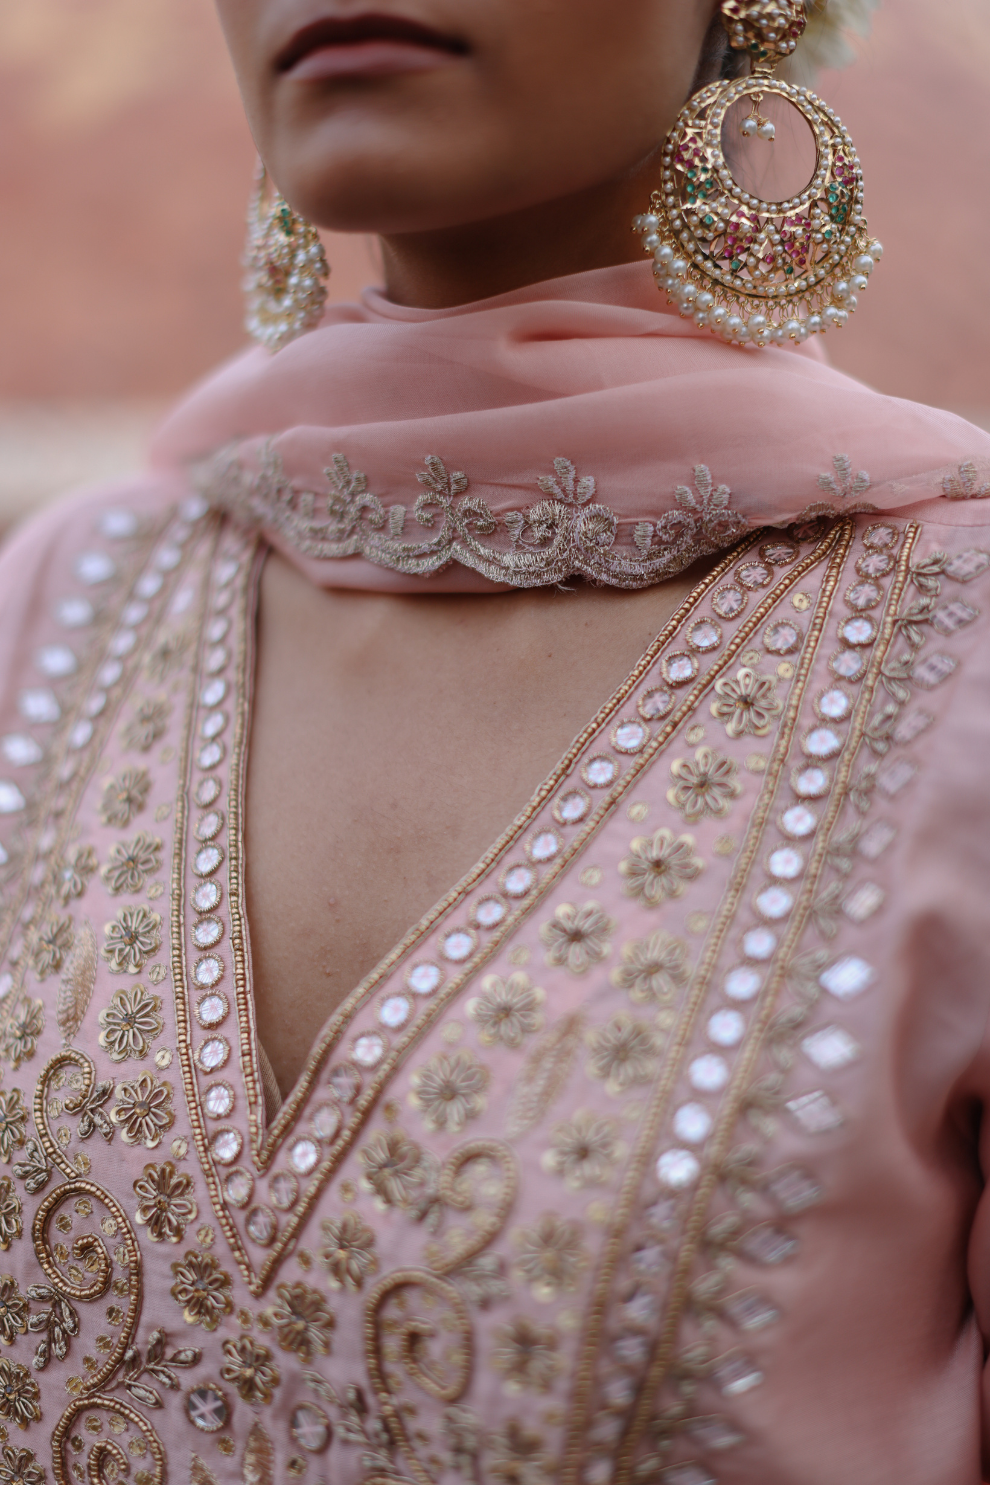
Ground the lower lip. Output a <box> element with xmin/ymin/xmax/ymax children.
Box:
<box><xmin>286</xmin><ymin>40</ymin><xmax>460</xmax><ymax>80</ymax></box>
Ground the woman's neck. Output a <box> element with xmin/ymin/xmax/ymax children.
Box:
<box><xmin>377</xmin><ymin>156</ymin><xmax>660</xmax><ymax>309</ymax></box>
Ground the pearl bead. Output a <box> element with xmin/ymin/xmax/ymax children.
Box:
<box><xmin>747</xmin><ymin>313</ymin><xmax>767</xmax><ymax>331</ymax></box>
<box><xmin>757</xmin><ymin>120</ymin><xmax>776</xmax><ymax>141</ymax></box>
<box><xmin>784</xmin><ymin>318</ymin><xmax>800</xmax><ymax>338</ymax></box>
<box><xmin>726</xmin><ymin>315</ymin><xmax>743</xmax><ymax>333</ymax></box>
<box><xmin>693</xmin><ymin>309</ymin><xmax>711</xmax><ymax>327</ymax></box>
<box><xmin>771</xmin><ymin>326</ymin><xmax>787</xmax><ymax>343</ymax></box>
<box><xmin>671</xmin><ymin>258</ymin><xmax>688</xmax><ymax>278</ymax></box>
<box><xmin>868</xmin><ymin>239</ymin><xmax>884</xmax><ymax>259</ymax></box>
<box><xmin>850</xmin><ymin>274</ymin><xmax>868</xmax><ymax>292</ymax></box>
<box><xmin>833</xmin><ymin>280</ymin><xmax>851</xmax><ymax>300</ymax></box>
<box><xmin>709</xmin><ymin>306</ymin><xmax>728</xmax><ymax>326</ymax></box>
<box><xmin>654</xmin><ymin>244</ymin><xmax>674</xmax><ymax>266</ymax></box>
<box><xmin>679</xmin><ymin>282</ymin><xmax>698</xmax><ymax>303</ymax></box>
<box><xmin>822</xmin><ymin>307</ymin><xmax>840</xmax><ymax>326</ymax></box>
<box><xmin>695</xmin><ymin>291</ymin><xmax>714</xmax><ymax>311</ymax></box>
<box><xmin>853</xmin><ymin>254</ymin><xmax>874</xmax><ymax>276</ymax></box>
<box><xmin>840</xmin><ymin>293</ymin><xmax>857</xmax><ymax>311</ymax></box>
<box><xmin>834</xmin><ymin>308</ymin><xmax>849</xmax><ymax>326</ymax></box>
<box><xmin>740</xmin><ymin>117</ymin><xmax>758</xmax><ymax>137</ymax></box>
<box><xmin>632</xmin><ymin>215</ymin><xmax>646</xmax><ymax>232</ymax></box>
<box><xmin>643</xmin><ymin>214</ymin><xmax>660</xmax><ymax>232</ymax></box>
<box><xmin>643</xmin><ymin>234</ymin><xmax>661</xmax><ymax>252</ymax></box>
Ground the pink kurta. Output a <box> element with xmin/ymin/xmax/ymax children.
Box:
<box><xmin>2</xmin><ymin>264</ymin><xmax>990</xmax><ymax>1485</ymax></box>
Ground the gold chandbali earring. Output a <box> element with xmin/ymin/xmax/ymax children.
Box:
<box><xmin>634</xmin><ymin>0</ymin><xmax>882</xmax><ymax>348</ymax></box>
<box><xmin>243</xmin><ymin>160</ymin><xmax>330</xmax><ymax>352</ymax></box>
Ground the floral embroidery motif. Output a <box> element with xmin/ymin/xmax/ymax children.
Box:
<box><xmin>3</xmin><ymin>1000</ymin><xmax>44</xmax><ymax>1071</ymax></box>
<box><xmin>468</xmin><ymin>974</ymin><xmax>544</xmax><ymax>1048</ymax></box>
<box><xmin>488</xmin><ymin>1420</ymin><xmax>553</xmax><ymax>1485</ymax></box>
<box><xmin>53</xmin><ymin>845</ymin><xmax>98</xmax><ymax>904</ymax></box>
<box><xmin>32</xmin><ymin>916</ymin><xmax>73</xmax><ymax>979</ymax></box>
<box><xmin>99</xmin><ymin>768</ymin><xmax>151</xmax><ymax>828</ymax></box>
<box><xmin>11</xmin><ymin>1142</ymin><xmax>49</xmax><ymax>1196</ymax></box>
<box><xmin>109</xmin><ymin>1073</ymin><xmax>175</xmax><ymax>1148</ymax></box>
<box><xmin>0</xmin><ymin>1359</ymin><xmax>40</xmax><ymax>1429</ymax></box>
<box><xmin>219</xmin><ymin>1335</ymin><xmax>280</xmax><ymax>1405</ymax></box>
<box><xmin>587</xmin><ymin>1015</ymin><xmax>663</xmax><ymax>1094</ymax></box>
<box><xmin>101</xmin><ymin>905</ymin><xmax>162</xmax><ymax>974</ymax></box>
<box><xmin>817</xmin><ymin>453</ymin><xmax>870</xmax><ymax>500</ymax></box>
<box><xmin>0</xmin><ymin>1186</ymin><xmax>21</xmax><ymax>1253</ymax></box>
<box><xmin>513</xmin><ymin>1213</ymin><xmax>588</xmax><ymax>1301</ymax></box>
<box><xmin>98</xmin><ymin>985</ymin><xmax>164</xmax><ymax>1062</ymax></box>
<box><xmin>0</xmin><ymin>1095</ymin><xmax>27</xmax><ymax>1165</ymax></box>
<box><xmin>123</xmin><ymin>698</ymin><xmax>170</xmax><ymax>753</ymax></box>
<box><xmin>410</xmin><ymin>1050</ymin><xmax>489</xmax><ymax>1133</ymax></box>
<box><xmin>145</xmin><ymin>628</ymin><xmax>193</xmax><ymax>684</ymax></box>
<box><xmin>133</xmin><ymin>1161</ymin><xmax>198</xmax><ymax>1242</ymax></box>
<box><xmin>667</xmin><ymin>745</ymin><xmax>742</xmax><ymax>821</ymax></box>
<box><xmin>612</xmin><ymin>931</ymin><xmax>690</xmax><ymax>1005</ymax></box>
<box><xmin>100</xmin><ymin>833</ymin><xmax>162</xmax><ymax>895</ymax></box>
<box><xmin>543</xmin><ymin>1111</ymin><xmax>618</xmax><ymax>1189</ymax></box>
<box><xmin>203</xmin><ymin>445</ymin><xmax>751</xmax><ymax>590</ymax></box>
<box><xmin>319</xmin><ymin>1212</ymin><xmax>379</xmax><ymax>1291</ymax></box>
<box><xmin>618</xmin><ymin>830</ymin><xmax>703</xmax><ymax>906</ymax></box>
<box><xmin>942</xmin><ymin>460</ymin><xmax>990</xmax><ymax>500</ymax></box>
<box><xmin>0</xmin><ymin>1278</ymin><xmax>27</xmax><ymax>1345</ymax></box>
<box><xmin>539</xmin><ymin>902</ymin><xmax>614</xmax><ymax>974</ymax></box>
<box><xmin>360</xmin><ymin>1130</ymin><xmax>430</xmax><ymax>1209</ymax></box>
<box><xmin>0</xmin><ymin>1447</ymin><xmax>44</xmax><ymax>1485</ymax></box>
<box><xmin>492</xmin><ymin>1317</ymin><xmax>561</xmax><ymax>1393</ymax></box>
<box><xmin>271</xmin><ymin>1281</ymin><xmax>335</xmax><ymax>1361</ymax></box>
<box><xmin>25</xmin><ymin>1280</ymin><xmax>79</xmax><ymax>1372</ymax></box>
<box><xmin>711</xmin><ymin>667</ymin><xmax>783</xmax><ymax>738</ymax></box>
<box><xmin>170</xmin><ymin>1250</ymin><xmax>234</xmax><ymax>1330</ymax></box>
<box><xmin>62</xmin><ymin>1077</ymin><xmax>114</xmax><ymax>1142</ymax></box>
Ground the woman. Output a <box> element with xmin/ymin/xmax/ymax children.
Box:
<box><xmin>1</xmin><ymin>1</ymin><xmax>989</xmax><ymax>1481</ymax></box>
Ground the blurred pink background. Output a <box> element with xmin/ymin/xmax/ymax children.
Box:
<box><xmin>0</xmin><ymin>0</ymin><xmax>987</xmax><ymax>522</ymax></box>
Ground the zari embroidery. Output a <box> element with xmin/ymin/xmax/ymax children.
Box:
<box><xmin>200</xmin><ymin>446</ymin><xmax>751</xmax><ymax>589</ymax></box>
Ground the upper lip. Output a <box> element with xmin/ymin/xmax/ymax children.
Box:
<box><xmin>275</xmin><ymin>11</ymin><xmax>468</xmax><ymax>71</ymax></box>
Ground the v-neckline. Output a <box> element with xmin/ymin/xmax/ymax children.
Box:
<box><xmin>171</xmin><ymin>516</ymin><xmax>830</xmax><ymax>1293</ymax></box>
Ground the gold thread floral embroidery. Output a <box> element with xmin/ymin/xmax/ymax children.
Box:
<box><xmin>611</xmin><ymin>932</ymin><xmax>690</xmax><ymax>1006</ymax></box>
<box><xmin>133</xmin><ymin>1162</ymin><xmax>198</xmax><ymax>1243</ymax></box>
<box><xmin>360</xmin><ymin>1130</ymin><xmax>428</xmax><ymax>1209</ymax></box>
<box><xmin>203</xmin><ymin>445</ymin><xmax>751</xmax><ymax>590</ymax></box>
<box><xmin>711</xmin><ymin>667</ymin><xmax>783</xmax><ymax>738</ymax></box>
<box><xmin>145</xmin><ymin>629</ymin><xmax>193</xmax><ymax>684</ymax></box>
<box><xmin>102</xmin><ymin>906</ymin><xmax>162</xmax><ymax>975</ymax></box>
<box><xmin>271</xmin><ymin>1282</ymin><xmax>335</xmax><ymax>1361</ymax></box>
<box><xmin>587</xmin><ymin>1015</ymin><xmax>663</xmax><ymax>1095</ymax></box>
<box><xmin>468</xmin><ymin>974</ymin><xmax>544</xmax><ymax>1049</ymax></box>
<box><xmin>220</xmin><ymin>1335</ymin><xmax>280</xmax><ymax>1405</ymax></box>
<box><xmin>98</xmin><ymin>985</ymin><xmax>164</xmax><ymax>1062</ymax></box>
<box><xmin>3</xmin><ymin>1000</ymin><xmax>44</xmax><ymax>1071</ymax></box>
<box><xmin>0</xmin><ymin>1095</ymin><xmax>26</xmax><ymax>1165</ymax></box>
<box><xmin>410</xmin><ymin>1051</ymin><xmax>489</xmax><ymax>1133</ymax></box>
<box><xmin>25</xmin><ymin>1281</ymin><xmax>79</xmax><ymax>1371</ymax></box>
<box><xmin>0</xmin><ymin>1446</ymin><xmax>44</xmax><ymax>1484</ymax></box>
<box><xmin>0</xmin><ymin>1279</ymin><xmax>27</xmax><ymax>1345</ymax></box>
<box><xmin>0</xmin><ymin>1360</ymin><xmax>40</xmax><ymax>1429</ymax></box>
<box><xmin>618</xmin><ymin>830</ymin><xmax>703</xmax><ymax>907</ymax></box>
<box><xmin>100</xmin><ymin>834</ymin><xmax>163</xmax><ymax>896</ymax></box>
<box><xmin>110</xmin><ymin>1074</ymin><xmax>174</xmax><ymax>1148</ymax></box>
<box><xmin>170</xmin><ymin>1250</ymin><xmax>234</xmax><ymax>1330</ymax></box>
<box><xmin>99</xmin><ymin>769</ymin><xmax>151</xmax><ymax>828</ymax></box>
<box><xmin>53</xmin><ymin>846</ymin><xmax>98</xmax><ymax>905</ymax></box>
<box><xmin>32</xmin><ymin>917</ymin><xmax>73</xmax><ymax>980</ymax></box>
<box><xmin>513</xmin><ymin>1214</ymin><xmax>588</xmax><ymax>1301</ymax></box>
<box><xmin>492</xmin><ymin>1317</ymin><xmax>561</xmax><ymax>1393</ymax></box>
<box><xmin>539</xmin><ymin>902</ymin><xmax>614</xmax><ymax>975</ymax></box>
<box><xmin>0</xmin><ymin>1186</ymin><xmax>21</xmax><ymax>1253</ymax></box>
<box><xmin>123</xmin><ymin>698</ymin><xmax>170</xmax><ymax>753</ymax></box>
<box><xmin>319</xmin><ymin>1212</ymin><xmax>379</xmax><ymax>1292</ymax></box>
<box><xmin>11</xmin><ymin>1141</ymin><xmax>49</xmax><ymax>1196</ymax></box>
<box><xmin>488</xmin><ymin>1420</ymin><xmax>552</xmax><ymax>1485</ymax></box>
<box><xmin>667</xmin><ymin>745</ymin><xmax>743</xmax><ymax>821</ymax></box>
<box><xmin>542</xmin><ymin>1111</ymin><xmax>618</xmax><ymax>1189</ymax></box>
